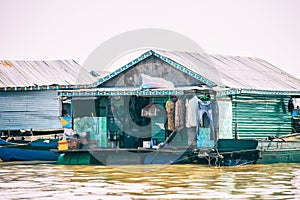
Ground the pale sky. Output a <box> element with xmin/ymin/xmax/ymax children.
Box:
<box><xmin>1</xmin><ymin>0</ymin><xmax>300</xmax><ymax>78</ymax></box>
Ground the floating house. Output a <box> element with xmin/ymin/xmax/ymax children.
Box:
<box><xmin>0</xmin><ymin>60</ymin><xmax>96</xmax><ymax>137</ymax></box>
<box><xmin>57</xmin><ymin>50</ymin><xmax>300</xmax><ymax>165</ymax></box>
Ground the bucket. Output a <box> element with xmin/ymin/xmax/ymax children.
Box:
<box><xmin>58</xmin><ymin>140</ymin><xmax>68</xmax><ymax>150</ymax></box>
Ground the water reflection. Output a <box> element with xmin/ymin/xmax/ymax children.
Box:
<box><xmin>0</xmin><ymin>162</ymin><xmax>299</xmax><ymax>199</ymax></box>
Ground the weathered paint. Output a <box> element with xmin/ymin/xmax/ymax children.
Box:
<box><xmin>257</xmin><ymin>141</ymin><xmax>300</xmax><ymax>164</ymax></box>
<box><xmin>73</xmin><ymin>117</ymin><xmax>107</xmax><ymax>148</ymax></box>
<box><xmin>93</xmin><ymin>50</ymin><xmax>216</xmax><ymax>88</ymax></box>
<box><xmin>232</xmin><ymin>94</ymin><xmax>292</xmax><ymax>139</ymax></box>
<box><xmin>102</xmin><ymin>55</ymin><xmax>205</xmax><ymax>87</ymax></box>
<box><xmin>217</xmin><ymin>98</ymin><xmax>233</xmax><ymax>139</ymax></box>
<box><xmin>258</xmin><ymin>149</ymin><xmax>300</xmax><ymax>164</ymax></box>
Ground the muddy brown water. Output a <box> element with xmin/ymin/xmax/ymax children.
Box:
<box><xmin>0</xmin><ymin>162</ymin><xmax>299</xmax><ymax>199</ymax></box>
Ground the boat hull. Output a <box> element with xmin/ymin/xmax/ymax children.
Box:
<box><xmin>55</xmin><ymin>139</ymin><xmax>300</xmax><ymax>166</ymax></box>
<box><xmin>257</xmin><ymin>149</ymin><xmax>300</xmax><ymax>164</ymax></box>
<box><xmin>0</xmin><ymin>139</ymin><xmax>59</xmax><ymax>162</ymax></box>
<box><xmin>256</xmin><ymin>140</ymin><xmax>300</xmax><ymax>164</ymax></box>
<box><xmin>57</xmin><ymin>148</ymin><xmax>197</xmax><ymax>165</ymax></box>
<box><xmin>0</xmin><ymin>147</ymin><xmax>59</xmax><ymax>162</ymax></box>
<box><xmin>207</xmin><ymin>139</ymin><xmax>300</xmax><ymax>166</ymax></box>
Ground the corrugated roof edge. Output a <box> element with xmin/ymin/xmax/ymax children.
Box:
<box><xmin>0</xmin><ymin>59</ymin><xmax>95</xmax><ymax>91</ymax></box>
<box><xmin>0</xmin><ymin>84</ymin><xmax>90</xmax><ymax>92</ymax></box>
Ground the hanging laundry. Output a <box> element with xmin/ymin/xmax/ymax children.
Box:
<box><xmin>186</xmin><ymin>96</ymin><xmax>198</xmax><ymax>128</ymax></box>
<box><xmin>197</xmin><ymin>101</ymin><xmax>215</xmax><ymax>140</ymax></box>
<box><xmin>175</xmin><ymin>98</ymin><xmax>185</xmax><ymax>130</ymax></box>
<box><xmin>166</xmin><ymin>100</ymin><xmax>175</xmax><ymax>131</ymax></box>
<box><xmin>185</xmin><ymin>99</ymin><xmax>189</xmax><ymax>127</ymax></box>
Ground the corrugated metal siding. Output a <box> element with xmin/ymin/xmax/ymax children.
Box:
<box><xmin>232</xmin><ymin>95</ymin><xmax>292</xmax><ymax>139</ymax></box>
<box><xmin>0</xmin><ymin>90</ymin><xmax>62</xmax><ymax>130</ymax></box>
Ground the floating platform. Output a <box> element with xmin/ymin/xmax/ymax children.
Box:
<box><xmin>54</xmin><ymin>139</ymin><xmax>300</xmax><ymax>166</ymax></box>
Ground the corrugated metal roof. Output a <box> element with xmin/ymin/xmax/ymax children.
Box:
<box><xmin>153</xmin><ymin>50</ymin><xmax>300</xmax><ymax>91</ymax></box>
<box><xmin>101</xmin><ymin>50</ymin><xmax>300</xmax><ymax>92</ymax></box>
<box><xmin>0</xmin><ymin>60</ymin><xmax>96</xmax><ymax>88</ymax></box>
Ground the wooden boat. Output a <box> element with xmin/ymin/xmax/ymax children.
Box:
<box><xmin>0</xmin><ymin>138</ymin><xmax>60</xmax><ymax>162</ymax></box>
<box><xmin>197</xmin><ymin>133</ymin><xmax>300</xmax><ymax>166</ymax></box>
<box><xmin>256</xmin><ymin>133</ymin><xmax>300</xmax><ymax>164</ymax></box>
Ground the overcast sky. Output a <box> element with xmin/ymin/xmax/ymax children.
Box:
<box><xmin>1</xmin><ymin>0</ymin><xmax>300</xmax><ymax>78</ymax></box>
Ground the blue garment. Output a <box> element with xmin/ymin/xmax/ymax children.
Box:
<box><xmin>197</xmin><ymin>101</ymin><xmax>215</xmax><ymax>147</ymax></box>
<box><xmin>292</xmin><ymin>109</ymin><xmax>300</xmax><ymax>117</ymax></box>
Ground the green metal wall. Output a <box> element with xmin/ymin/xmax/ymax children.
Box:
<box><xmin>232</xmin><ymin>94</ymin><xmax>292</xmax><ymax>139</ymax></box>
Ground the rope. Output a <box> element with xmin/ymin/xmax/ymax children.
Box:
<box><xmin>150</xmin><ymin>129</ymin><xmax>177</xmax><ymax>164</ymax></box>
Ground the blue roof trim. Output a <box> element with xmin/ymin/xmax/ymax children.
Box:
<box><xmin>217</xmin><ymin>89</ymin><xmax>241</xmax><ymax>96</ymax></box>
<box><xmin>91</xmin><ymin>50</ymin><xmax>217</xmax><ymax>88</ymax></box>
<box><xmin>151</xmin><ymin>51</ymin><xmax>217</xmax><ymax>87</ymax></box>
<box><xmin>90</xmin><ymin>50</ymin><xmax>154</xmax><ymax>87</ymax></box>
<box><xmin>58</xmin><ymin>89</ymin><xmax>185</xmax><ymax>97</ymax></box>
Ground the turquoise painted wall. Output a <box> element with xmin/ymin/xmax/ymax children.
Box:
<box><xmin>232</xmin><ymin>95</ymin><xmax>292</xmax><ymax>139</ymax></box>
